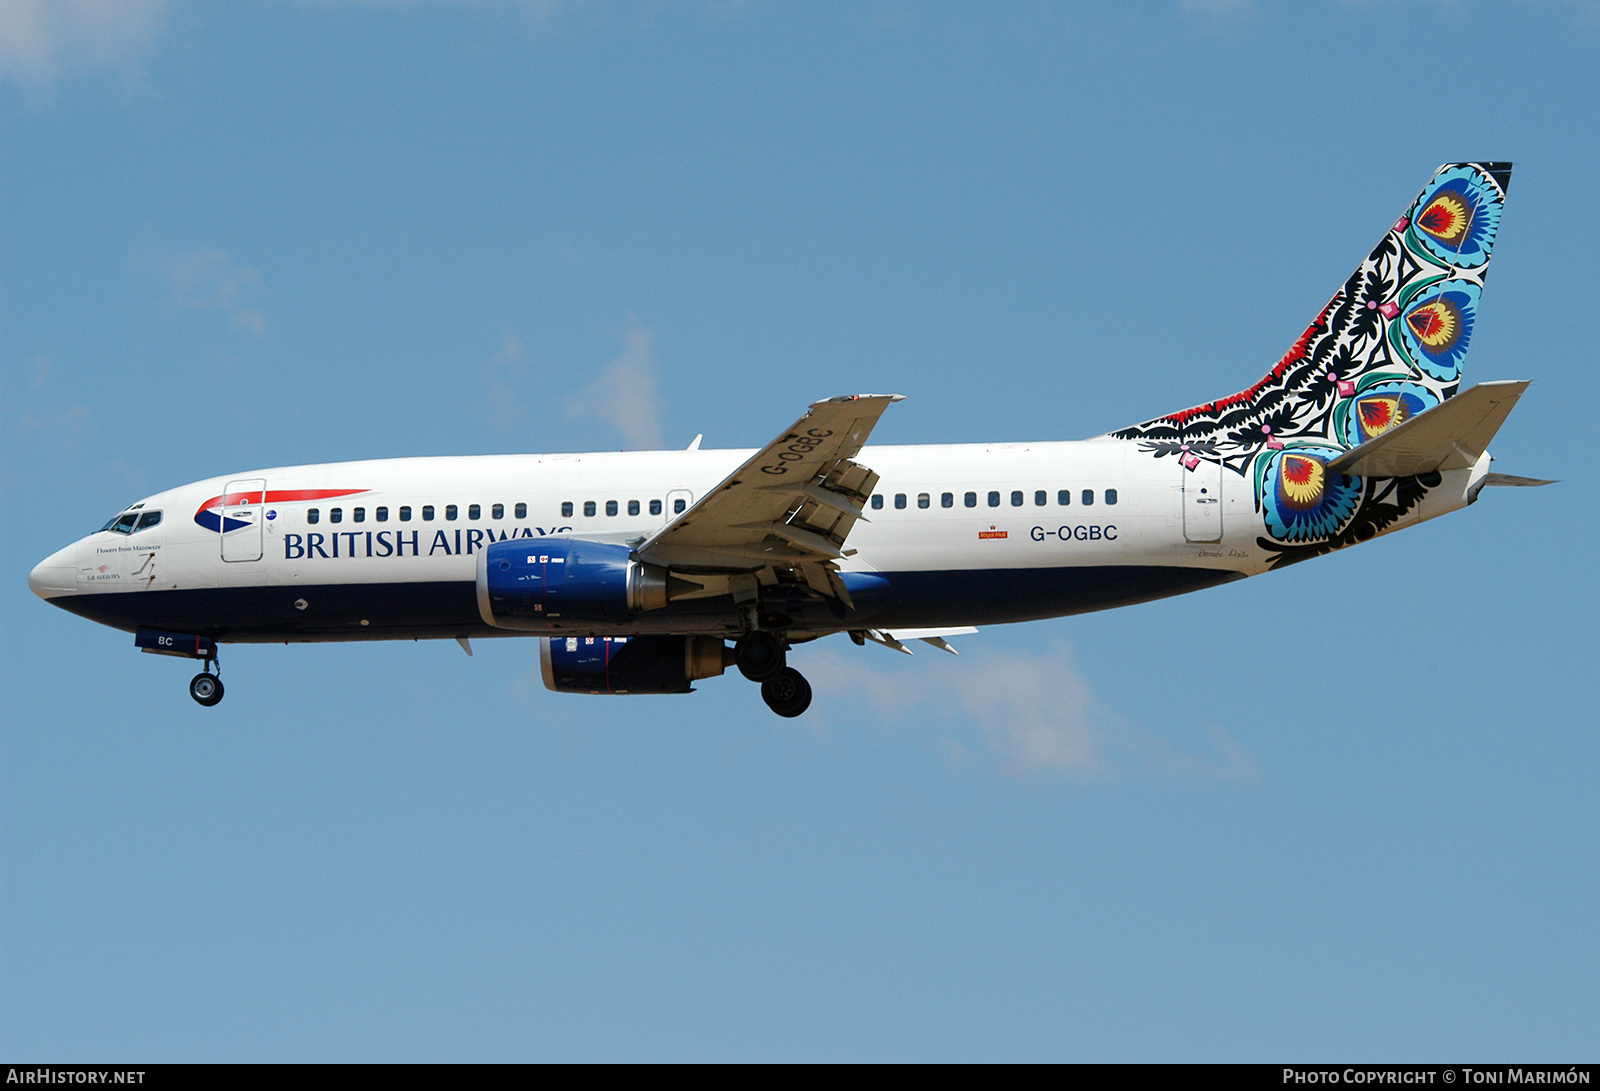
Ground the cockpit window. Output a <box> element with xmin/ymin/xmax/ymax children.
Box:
<box><xmin>101</xmin><ymin>512</ymin><xmax>140</xmax><ymax>534</ymax></box>
<box><xmin>135</xmin><ymin>511</ymin><xmax>162</xmax><ymax>531</ymax></box>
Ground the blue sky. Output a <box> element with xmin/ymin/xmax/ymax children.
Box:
<box><xmin>3</xmin><ymin>0</ymin><xmax>1596</xmax><ymax>1061</ymax></box>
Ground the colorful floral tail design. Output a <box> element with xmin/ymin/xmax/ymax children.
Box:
<box><xmin>1110</xmin><ymin>162</ymin><xmax>1511</xmax><ymax>476</ymax></box>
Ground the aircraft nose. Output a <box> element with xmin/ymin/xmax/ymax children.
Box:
<box><xmin>28</xmin><ymin>544</ymin><xmax>77</xmax><ymax>600</ymax></box>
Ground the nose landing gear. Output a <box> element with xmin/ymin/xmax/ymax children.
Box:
<box><xmin>188</xmin><ymin>645</ymin><xmax>224</xmax><ymax>707</ymax></box>
<box><xmin>135</xmin><ymin>630</ymin><xmax>225</xmax><ymax>708</ymax></box>
<box><xmin>189</xmin><ymin>671</ymin><xmax>224</xmax><ymax>707</ymax></box>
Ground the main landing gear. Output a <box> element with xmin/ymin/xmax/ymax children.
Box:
<box><xmin>760</xmin><ymin>667</ymin><xmax>812</xmax><ymax>718</ymax></box>
<box><xmin>734</xmin><ymin>630</ymin><xmax>812</xmax><ymax>718</ymax></box>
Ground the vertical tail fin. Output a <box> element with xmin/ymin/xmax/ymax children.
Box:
<box><xmin>1112</xmin><ymin>162</ymin><xmax>1511</xmax><ymax>471</ymax></box>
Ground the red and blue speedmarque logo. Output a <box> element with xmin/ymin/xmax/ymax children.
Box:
<box><xmin>194</xmin><ymin>489</ymin><xmax>367</xmax><ymax>533</ymax></box>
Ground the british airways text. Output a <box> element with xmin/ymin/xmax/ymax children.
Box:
<box><xmin>283</xmin><ymin>526</ymin><xmax>573</xmax><ymax>559</ymax></box>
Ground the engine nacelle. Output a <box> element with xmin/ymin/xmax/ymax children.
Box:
<box><xmin>476</xmin><ymin>538</ymin><xmax>668</xmax><ymax>629</ymax></box>
<box><xmin>540</xmin><ymin>635</ymin><xmax>732</xmax><ymax>694</ymax></box>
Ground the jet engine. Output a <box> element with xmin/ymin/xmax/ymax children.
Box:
<box><xmin>540</xmin><ymin>634</ymin><xmax>733</xmax><ymax>694</ymax></box>
<box><xmin>476</xmin><ymin>538</ymin><xmax>670</xmax><ymax>628</ymax></box>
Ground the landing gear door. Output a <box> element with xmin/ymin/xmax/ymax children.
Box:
<box><xmin>1182</xmin><ymin>458</ymin><xmax>1223</xmax><ymax>543</ymax></box>
<box><xmin>220</xmin><ymin>478</ymin><xmax>266</xmax><ymax>562</ymax></box>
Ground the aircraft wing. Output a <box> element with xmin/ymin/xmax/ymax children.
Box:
<box><xmin>1326</xmin><ymin>380</ymin><xmax>1529</xmax><ymax>477</ymax></box>
<box><xmin>635</xmin><ymin>394</ymin><xmax>902</xmax><ymax>597</ymax></box>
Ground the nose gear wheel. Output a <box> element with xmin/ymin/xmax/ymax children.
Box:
<box><xmin>189</xmin><ymin>672</ymin><xmax>224</xmax><ymax>707</ymax></box>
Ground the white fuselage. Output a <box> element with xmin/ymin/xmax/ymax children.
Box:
<box><xmin>29</xmin><ymin>438</ymin><xmax>1486</xmax><ymax>645</ymax></box>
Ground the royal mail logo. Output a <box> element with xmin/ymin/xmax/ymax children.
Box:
<box><xmin>978</xmin><ymin>527</ymin><xmax>1007</xmax><ymax>540</ymax></box>
<box><xmin>194</xmin><ymin>488</ymin><xmax>367</xmax><ymax>533</ymax></box>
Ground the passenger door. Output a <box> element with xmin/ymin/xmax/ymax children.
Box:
<box><xmin>220</xmin><ymin>478</ymin><xmax>267</xmax><ymax>562</ymax></box>
<box><xmin>1182</xmin><ymin>459</ymin><xmax>1222</xmax><ymax>543</ymax></box>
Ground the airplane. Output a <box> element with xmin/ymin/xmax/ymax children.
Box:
<box><xmin>29</xmin><ymin>162</ymin><xmax>1549</xmax><ymax>718</ymax></box>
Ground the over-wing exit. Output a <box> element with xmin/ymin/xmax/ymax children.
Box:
<box><xmin>30</xmin><ymin>163</ymin><xmax>1548</xmax><ymax>717</ymax></box>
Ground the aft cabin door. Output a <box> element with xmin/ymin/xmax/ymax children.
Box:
<box><xmin>1182</xmin><ymin>459</ymin><xmax>1223</xmax><ymax>543</ymax></box>
<box><xmin>220</xmin><ymin>478</ymin><xmax>266</xmax><ymax>562</ymax></box>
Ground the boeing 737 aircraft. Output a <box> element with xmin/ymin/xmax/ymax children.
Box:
<box><xmin>29</xmin><ymin>162</ymin><xmax>1547</xmax><ymax>717</ymax></box>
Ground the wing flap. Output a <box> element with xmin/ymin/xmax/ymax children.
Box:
<box><xmin>1326</xmin><ymin>380</ymin><xmax>1529</xmax><ymax>477</ymax></box>
<box><xmin>637</xmin><ymin>394</ymin><xmax>901</xmax><ymax>574</ymax></box>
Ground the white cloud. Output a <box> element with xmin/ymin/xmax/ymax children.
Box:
<box><xmin>0</xmin><ymin>0</ymin><xmax>167</xmax><ymax>87</ymax></box>
<box><xmin>483</xmin><ymin>331</ymin><xmax>528</xmax><ymax>432</ymax></box>
<box><xmin>808</xmin><ymin>642</ymin><xmax>1259</xmax><ymax>784</ymax></box>
<box><xmin>143</xmin><ymin>246</ymin><xmax>268</xmax><ymax>336</ymax></box>
<box><xmin>567</xmin><ymin>318</ymin><xmax>666</xmax><ymax>449</ymax></box>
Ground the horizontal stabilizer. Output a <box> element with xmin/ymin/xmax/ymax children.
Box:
<box><xmin>1326</xmin><ymin>381</ymin><xmax>1528</xmax><ymax>477</ymax></box>
<box><xmin>1484</xmin><ymin>472</ymin><xmax>1555</xmax><ymax>487</ymax></box>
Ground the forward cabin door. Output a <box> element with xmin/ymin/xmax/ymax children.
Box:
<box><xmin>1182</xmin><ymin>459</ymin><xmax>1222</xmax><ymax>543</ymax></box>
<box><xmin>220</xmin><ymin>478</ymin><xmax>267</xmax><ymax>562</ymax></box>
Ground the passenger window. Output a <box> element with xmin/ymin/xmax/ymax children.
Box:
<box><xmin>1082</xmin><ymin>489</ymin><xmax>1094</xmax><ymax>507</ymax></box>
<box><xmin>674</xmin><ymin>498</ymin><xmax>687</xmax><ymax>514</ymax></box>
<box><xmin>1010</xmin><ymin>491</ymin><xmax>1023</xmax><ymax>507</ymax></box>
<box><xmin>988</xmin><ymin>491</ymin><xmax>1000</xmax><ymax>507</ymax></box>
<box><xmin>649</xmin><ymin>499</ymin><xmax>662</xmax><ymax>516</ymax></box>
<box><xmin>605</xmin><ymin>500</ymin><xmax>618</xmax><ymax>517</ymax></box>
<box><xmin>422</xmin><ymin>505</ymin><xmax>435</xmax><ymax>521</ymax></box>
<box><xmin>492</xmin><ymin>503</ymin><xmax>503</xmax><ymax>519</ymax></box>
<box><xmin>399</xmin><ymin>506</ymin><xmax>412</xmax><ymax>521</ymax></box>
<box><xmin>1034</xmin><ymin>490</ymin><xmax>1046</xmax><ymax>507</ymax></box>
<box><xmin>917</xmin><ymin>493</ymin><xmax>930</xmax><ymax>509</ymax></box>
<box><xmin>627</xmin><ymin>500</ymin><xmax>640</xmax><ymax>516</ymax></box>
<box><xmin>307</xmin><ymin>509</ymin><xmax>320</xmax><ymax>524</ymax></box>
<box><xmin>330</xmin><ymin>508</ymin><xmax>343</xmax><ymax>524</ymax></box>
<box><xmin>468</xmin><ymin>504</ymin><xmax>481</xmax><ymax>520</ymax></box>
<box><xmin>941</xmin><ymin>492</ymin><xmax>953</xmax><ymax>508</ymax></box>
<box><xmin>894</xmin><ymin>493</ymin><xmax>907</xmax><ymax>509</ymax></box>
<box><xmin>136</xmin><ymin>511</ymin><xmax>162</xmax><ymax>531</ymax></box>
<box><xmin>965</xmin><ymin>492</ymin><xmax>977</xmax><ymax>508</ymax></box>
<box><xmin>871</xmin><ymin>495</ymin><xmax>884</xmax><ymax>510</ymax></box>
<box><xmin>1105</xmin><ymin>489</ymin><xmax>1118</xmax><ymax>505</ymax></box>
<box><xmin>514</xmin><ymin>503</ymin><xmax>526</xmax><ymax>519</ymax></box>
<box><xmin>583</xmin><ymin>501</ymin><xmax>596</xmax><ymax>517</ymax></box>
<box><xmin>562</xmin><ymin>502</ymin><xmax>574</xmax><ymax>518</ymax></box>
<box><xmin>376</xmin><ymin>507</ymin><xmax>389</xmax><ymax>522</ymax></box>
<box><xmin>353</xmin><ymin>507</ymin><xmax>365</xmax><ymax>523</ymax></box>
<box><xmin>1058</xmin><ymin>490</ymin><xmax>1071</xmax><ymax>506</ymax></box>
<box><xmin>445</xmin><ymin>505</ymin><xmax>458</xmax><ymax>520</ymax></box>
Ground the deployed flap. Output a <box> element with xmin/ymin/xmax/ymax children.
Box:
<box><xmin>636</xmin><ymin>394</ymin><xmax>903</xmax><ymax>573</ymax></box>
<box><xmin>860</xmin><ymin>626</ymin><xmax>979</xmax><ymax>656</ymax></box>
<box><xmin>1326</xmin><ymin>381</ymin><xmax>1528</xmax><ymax>477</ymax></box>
